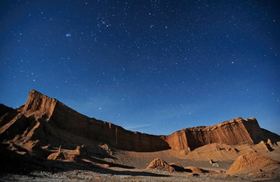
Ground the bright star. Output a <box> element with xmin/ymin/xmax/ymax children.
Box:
<box><xmin>65</xmin><ymin>33</ymin><xmax>71</xmax><ymax>37</ymax></box>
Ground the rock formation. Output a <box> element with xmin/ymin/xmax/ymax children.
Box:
<box><xmin>227</xmin><ymin>151</ymin><xmax>280</xmax><ymax>176</ymax></box>
<box><xmin>146</xmin><ymin>158</ymin><xmax>175</xmax><ymax>172</ymax></box>
<box><xmin>166</xmin><ymin>118</ymin><xmax>280</xmax><ymax>151</ymax></box>
<box><xmin>0</xmin><ymin>90</ymin><xmax>169</xmax><ymax>152</ymax></box>
<box><xmin>186</xmin><ymin>143</ymin><xmax>240</xmax><ymax>161</ymax></box>
<box><xmin>47</xmin><ymin>146</ymin><xmax>81</xmax><ymax>161</ymax></box>
<box><xmin>0</xmin><ymin>89</ymin><xmax>279</xmax><ymax>156</ymax></box>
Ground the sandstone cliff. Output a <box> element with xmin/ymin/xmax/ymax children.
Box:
<box><xmin>0</xmin><ymin>89</ymin><xmax>279</xmax><ymax>154</ymax></box>
<box><xmin>166</xmin><ymin>118</ymin><xmax>280</xmax><ymax>151</ymax></box>
<box><xmin>0</xmin><ymin>90</ymin><xmax>169</xmax><ymax>152</ymax></box>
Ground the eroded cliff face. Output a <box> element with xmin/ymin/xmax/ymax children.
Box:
<box><xmin>0</xmin><ymin>89</ymin><xmax>279</xmax><ymax>154</ymax></box>
<box><xmin>50</xmin><ymin>100</ymin><xmax>170</xmax><ymax>151</ymax></box>
<box><xmin>185</xmin><ymin>118</ymin><xmax>256</xmax><ymax>150</ymax></box>
<box><xmin>165</xmin><ymin>129</ymin><xmax>189</xmax><ymax>151</ymax></box>
<box><xmin>166</xmin><ymin>118</ymin><xmax>255</xmax><ymax>151</ymax></box>
<box><xmin>166</xmin><ymin>118</ymin><xmax>280</xmax><ymax>151</ymax></box>
<box><xmin>20</xmin><ymin>89</ymin><xmax>57</xmax><ymax>119</ymax></box>
<box><xmin>1</xmin><ymin>90</ymin><xmax>169</xmax><ymax>152</ymax></box>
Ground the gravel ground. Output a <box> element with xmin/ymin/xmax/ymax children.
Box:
<box><xmin>0</xmin><ymin>168</ymin><xmax>261</xmax><ymax>182</ymax></box>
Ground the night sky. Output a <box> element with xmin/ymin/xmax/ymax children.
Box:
<box><xmin>0</xmin><ymin>0</ymin><xmax>280</xmax><ymax>135</ymax></box>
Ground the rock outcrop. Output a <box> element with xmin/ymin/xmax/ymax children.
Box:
<box><xmin>186</xmin><ymin>143</ymin><xmax>240</xmax><ymax>161</ymax></box>
<box><xmin>47</xmin><ymin>146</ymin><xmax>81</xmax><ymax>161</ymax></box>
<box><xmin>227</xmin><ymin>151</ymin><xmax>280</xmax><ymax>176</ymax></box>
<box><xmin>0</xmin><ymin>89</ymin><xmax>279</xmax><ymax>155</ymax></box>
<box><xmin>0</xmin><ymin>90</ymin><xmax>169</xmax><ymax>152</ymax></box>
<box><xmin>166</xmin><ymin>118</ymin><xmax>280</xmax><ymax>151</ymax></box>
<box><xmin>146</xmin><ymin>158</ymin><xmax>175</xmax><ymax>172</ymax></box>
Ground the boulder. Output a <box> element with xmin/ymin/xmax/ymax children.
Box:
<box><xmin>146</xmin><ymin>158</ymin><xmax>175</xmax><ymax>172</ymax></box>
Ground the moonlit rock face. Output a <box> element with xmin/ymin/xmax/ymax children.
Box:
<box><xmin>0</xmin><ymin>89</ymin><xmax>280</xmax><ymax>180</ymax></box>
<box><xmin>1</xmin><ymin>89</ymin><xmax>280</xmax><ymax>154</ymax></box>
<box><xmin>146</xmin><ymin>158</ymin><xmax>175</xmax><ymax>172</ymax></box>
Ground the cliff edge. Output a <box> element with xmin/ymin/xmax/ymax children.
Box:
<box><xmin>0</xmin><ymin>89</ymin><xmax>279</xmax><ymax>154</ymax></box>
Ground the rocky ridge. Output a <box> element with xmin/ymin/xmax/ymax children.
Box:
<box><xmin>1</xmin><ymin>89</ymin><xmax>279</xmax><ymax>155</ymax></box>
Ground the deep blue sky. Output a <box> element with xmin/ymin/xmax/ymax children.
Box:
<box><xmin>0</xmin><ymin>0</ymin><xmax>279</xmax><ymax>135</ymax></box>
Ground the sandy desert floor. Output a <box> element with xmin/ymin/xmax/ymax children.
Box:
<box><xmin>1</xmin><ymin>143</ymin><xmax>279</xmax><ymax>182</ymax></box>
<box><xmin>0</xmin><ymin>169</ymin><xmax>253</xmax><ymax>182</ymax></box>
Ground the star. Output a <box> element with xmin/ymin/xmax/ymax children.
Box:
<box><xmin>0</xmin><ymin>0</ymin><xmax>279</xmax><ymax>137</ymax></box>
<box><xmin>65</xmin><ymin>33</ymin><xmax>72</xmax><ymax>38</ymax></box>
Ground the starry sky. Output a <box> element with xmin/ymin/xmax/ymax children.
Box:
<box><xmin>0</xmin><ymin>0</ymin><xmax>280</xmax><ymax>135</ymax></box>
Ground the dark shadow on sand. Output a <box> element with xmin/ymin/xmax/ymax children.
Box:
<box><xmin>0</xmin><ymin>145</ymin><xmax>169</xmax><ymax>178</ymax></box>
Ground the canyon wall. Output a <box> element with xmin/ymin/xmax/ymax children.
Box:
<box><xmin>1</xmin><ymin>89</ymin><xmax>279</xmax><ymax>153</ymax></box>
<box><xmin>166</xmin><ymin>118</ymin><xmax>256</xmax><ymax>151</ymax></box>
<box><xmin>20</xmin><ymin>90</ymin><xmax>170</xmax><ymax>152</ymax></box>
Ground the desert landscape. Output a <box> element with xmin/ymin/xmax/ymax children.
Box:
<box><xmin>1</xmin><ymin>0</ymin><xmax>279</xmax><ymax>181</ymax></box>
<box><xmin>0</xmin><ymin>89</ymin><xmax>279</xmax><ymax>181</ymax></box>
